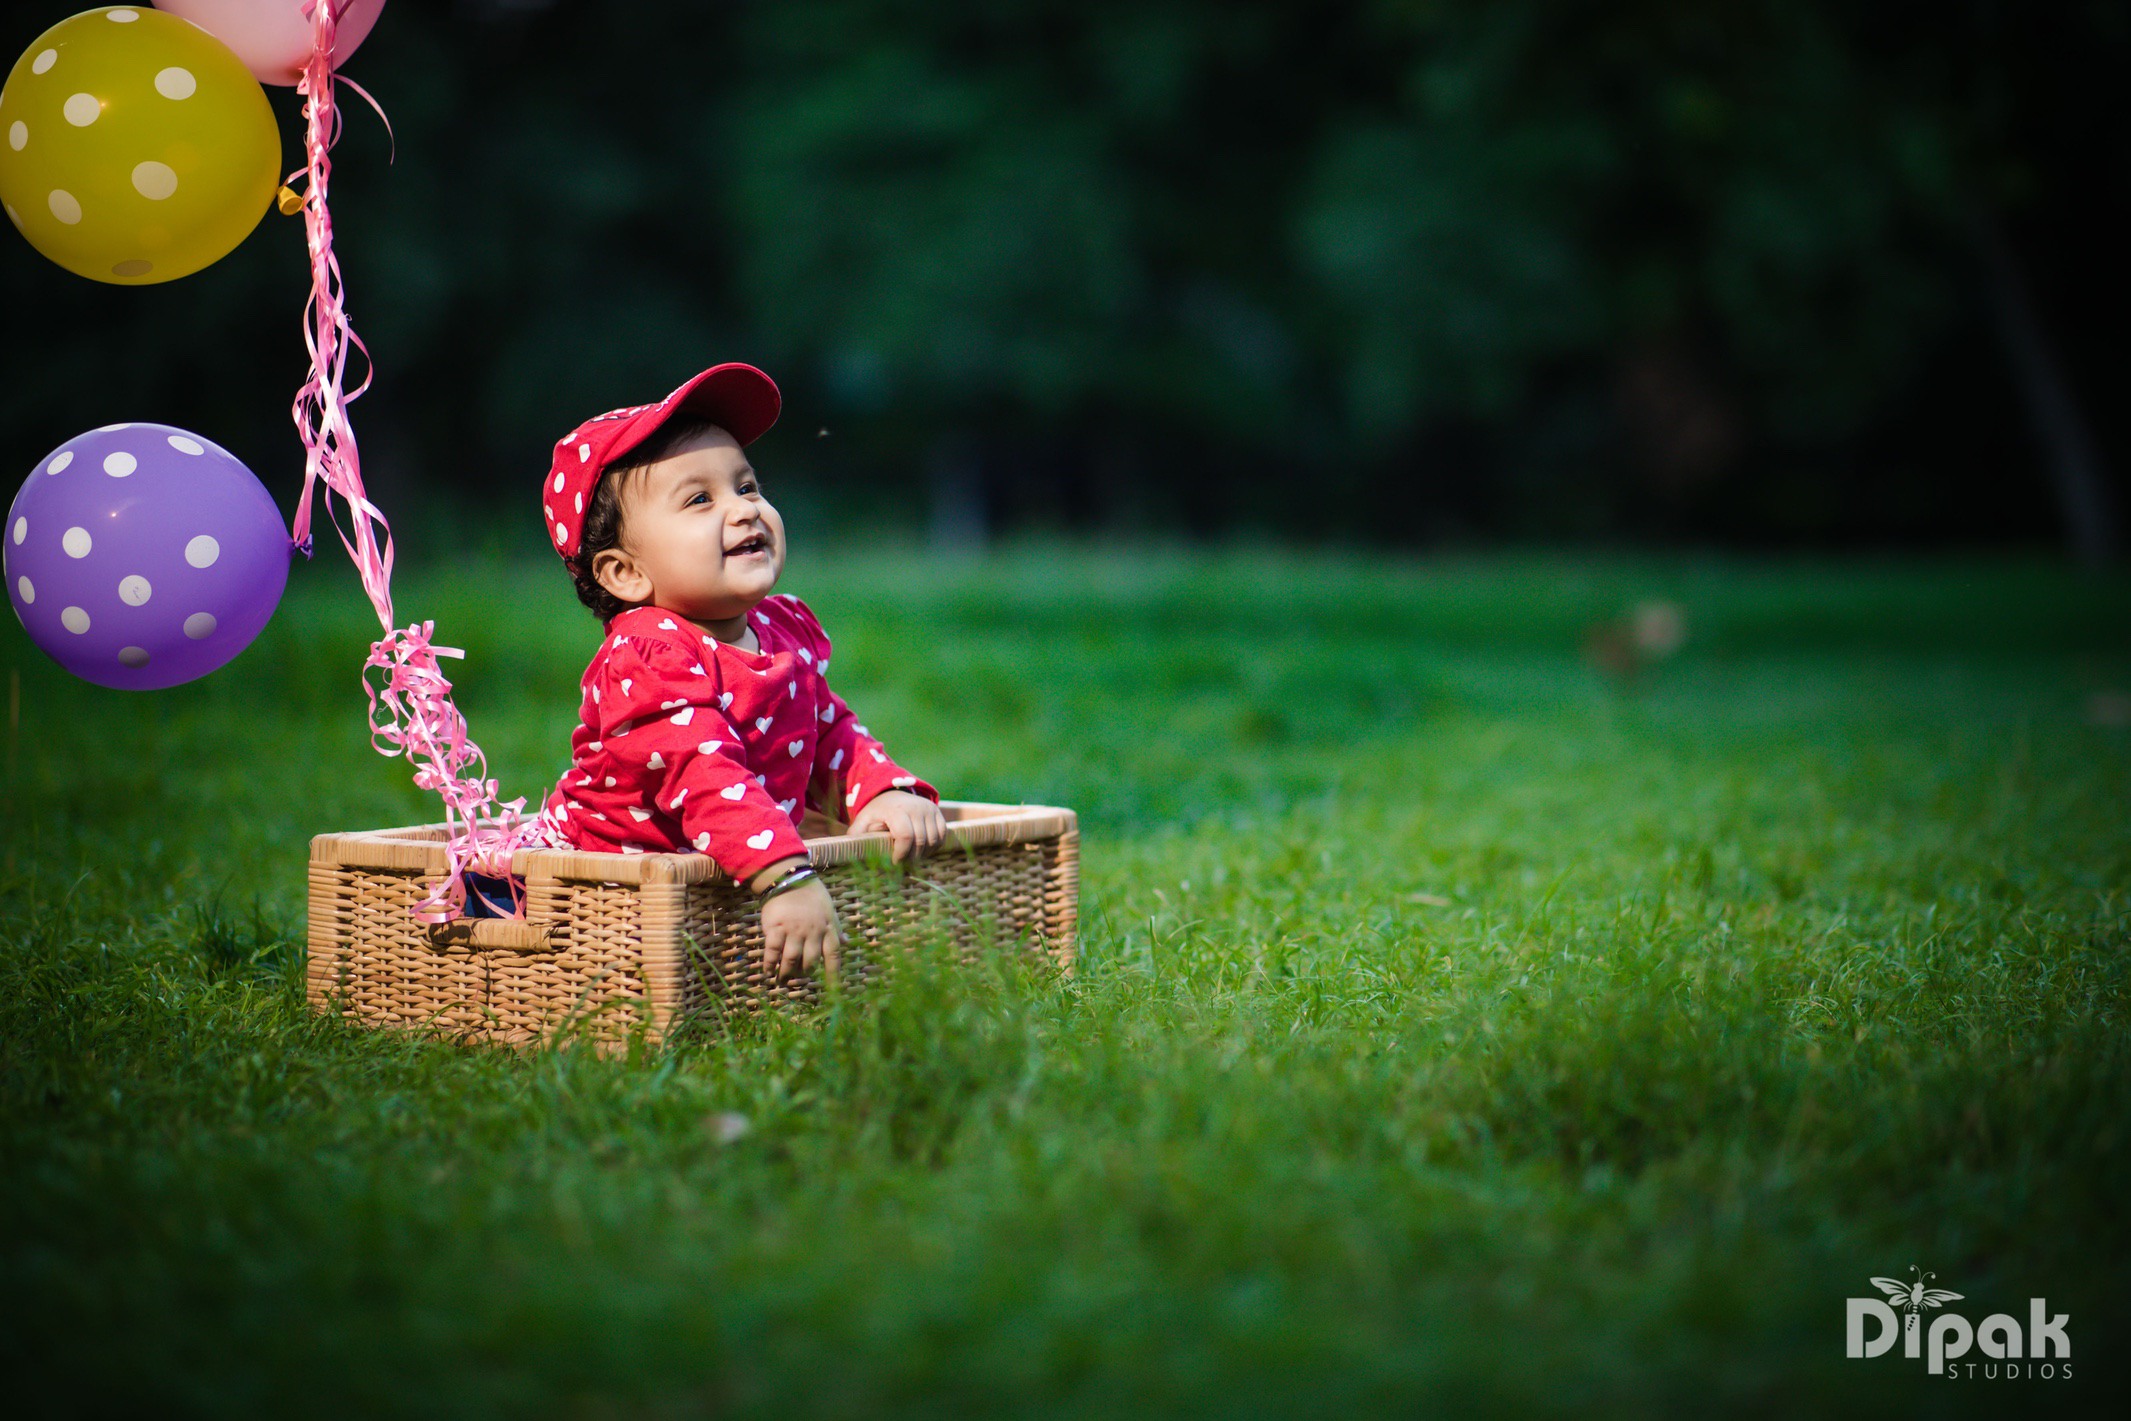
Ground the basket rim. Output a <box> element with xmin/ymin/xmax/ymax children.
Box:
<box><xmin>310</xmin><ymin>799</ymin><xmax>1077</xmax><ymax>885</ymax></box>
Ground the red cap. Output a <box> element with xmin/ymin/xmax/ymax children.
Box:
<box><xmin>542</xmin><ymin>363</ymin><xmax>782</xmax><ymax>560</ymax></box>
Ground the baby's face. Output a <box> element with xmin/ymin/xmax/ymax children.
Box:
<box><xmin>602</xmin><ymin>425</ymin><xmax>785</xmax><ymax>627</ymax></box>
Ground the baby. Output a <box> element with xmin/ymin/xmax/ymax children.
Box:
<box><xmin>536</xmin><ymin>363</ymin><xmax>946</xmax><ymax>978</ymax></box>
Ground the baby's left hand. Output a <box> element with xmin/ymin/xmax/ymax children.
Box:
<box><xmin>849</xmin><ymin>791</ymin><xmax>946</xmax><ymax>863</ymax></box>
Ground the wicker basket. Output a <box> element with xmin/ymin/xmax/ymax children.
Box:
<box><xmin>307</xmin><ymin>801</ymin><xmax>1078</xmax><ymax>1047</ymax></box>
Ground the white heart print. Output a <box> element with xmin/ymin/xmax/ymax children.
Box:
<box><xmin>628</xmin><ymin>807</ymin><xmax>652</xmax><ymax>822</ymax></box>
<box><xmin>828</xmin><ymin>749</ymin><xmax>844</xmax><ymax>770</ymax></box>
<box><xmin>670</xmin><ymin>789</ymin><xmax>688</xmax><ymax>809</ymax></box>
<box><xmin>693</xmin><ymin>832</ymin><xmax>712</xmax><ymax>851</ymax></box>
<box><xmin>661</xmin><ymin>698</ymin><xmax>686</xmax><ymax>709</ymax></box>
<box><xmin>746</xmin><ymin>830</ymin><xmax>775</xmax><ymax>850</ymax></box>
<box><xmin>658</xmin><ymin>618</ymin><xmax>677</xmax><ymax>630</ymax></box>
<box><xmin>645</xmin><ymin>751</ymin><xmax>664</xmax><ymax>770</ymax></box>
<box><xmin>892</xmin><ymin>775</ymin><xmax>916</xmax><ymax>788</ymax></box>
<box><xmin>698</xmin><ymin>740</ymin><xmax>722</xmax><ymax>754</ymax></box>
<box><xmin>754</xmin><ymin>716</ymin><xmax>773</xmax><ymax>734</ymax></box>
<box><xmin>719</xmin><ymin>692</ymin><xmax>734</xmax><ymax>710</ymax></box>
<box><xmin>620</xmin><ymin>679</ymin><xmax>632</xmax><ymax>695</ymax></box>
<box><xmin>787</xmin><ymin>739</ymin><xmax>805</xmax><ymax>757</ymax></box>
<box><xmin>798</xmin><ymin>648</ymin><xmax>813</xmax><ymax>663</ymax></box>
<box><xmin>670</xmin><ymin>707</ymin><xmax>694</xmax><ymax>726</ymax></box>
<box><xmin>720</xmin><ymin>783</ymin><xmax>747</xmax><ymax>801</ymax></box>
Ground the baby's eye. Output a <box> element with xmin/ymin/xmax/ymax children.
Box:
<box><xmin>686</xmin><ymin>492</ymin><xmax>709</xmax><ymax>506</ymax></box>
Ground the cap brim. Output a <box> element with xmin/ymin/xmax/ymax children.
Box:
<box><xmin>671</xmin><ymin>363</ymin><xmax>782</xmax><ymax>447</ymax></box>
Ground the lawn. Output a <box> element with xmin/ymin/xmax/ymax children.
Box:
<box><xmin>1</xmin><ymin>547</ymin><xmax>2125</xmax><ymax>1417</ymax></box>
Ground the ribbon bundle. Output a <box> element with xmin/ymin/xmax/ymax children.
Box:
<box><xmin>285</xmin><ymin>1</ymin><xmax>543</xmax><ymax>921</ymax></box>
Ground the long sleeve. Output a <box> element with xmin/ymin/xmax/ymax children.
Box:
<box><xmin>812</xmin><ymin>683</ymin><xmax>938</xmax><ymax>822</ymax></box>
<box><xmin>764</xmin><ymin>597</ymin><xmax>938</xmax><ymax>822</ymax></box>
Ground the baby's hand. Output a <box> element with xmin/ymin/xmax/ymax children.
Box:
<box><xmin>752</xmin><ymin>859</ymin><xmax>840</xmax><ymax>980</ymax></box>
<box><xmin>849</xmin><ymin>791</ymin><xmax>946</xmax><ymax>863</ymax></box>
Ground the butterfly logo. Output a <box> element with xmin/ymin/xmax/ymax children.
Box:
<box><xmin>1872</xmin><ymin>1265</ymin><xmax>1964</xmax><ymax>1316</ymax></box>
<box><xmin>1871</xmin><ymin>1265</ymin><xmax>1964</xmax><ymax>1353</ymax></box>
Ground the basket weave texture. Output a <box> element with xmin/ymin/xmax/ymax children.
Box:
<box><xmin>307</xmin><ymin>801</ymin><xmax>1078</xmax><ymax>1046</ymax></box>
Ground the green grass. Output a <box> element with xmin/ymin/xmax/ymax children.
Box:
<box><xmin>1</xmin><ymin>547</ymin><xmax>2126</xmax><ymax>1417</ymax></box>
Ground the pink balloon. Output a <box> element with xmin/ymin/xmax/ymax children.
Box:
<box><xmin>154</xmin><ymin>1</ymin><xmax>386</xmax><ymax>87</ymax></box>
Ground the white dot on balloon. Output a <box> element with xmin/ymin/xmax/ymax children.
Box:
<box><xmin>32</xmin><ymin>50</ymin><xmax>56</xmax><ymax>76</ymax></box>
<box><xmin>118</xmin><ymin>646</ymin><xmax>149</xmax><ymax>668</ymax></box>
<box><xmin>579</xmin><ymin>444</ymin><xmax>591</xmax><ymax>462</ymax></box>
<box><xmin>61</xmin><ymin>606</ymin><xmax>89</xmax><ymax>634</ymax></box>
<box><xmin>183</xmin><ymin>611</ymin><xmax>216</xmax><ymax>640</ymax></box>
<box><xmin>47</xmin><ymin>450</ymin><xmax>72</xmax><ymax>475</ymax></box>
<box><xmin>10</xmin><ymin>517</ymin><xmax>23</xmax><ymax>545</ymax></box>
<box><xmin>185</xmin><ymin>535</ymin><xmax>220</xmax><ymax>568</ymax></box>
<box><xmin>167</xmin><ymin>435</ymin><xmax>203</xmax><ymax>456</ymax></box>
<box><xmin>16</xmin><ymin>576</ymin><xmax>32</xmax><ymax>604</ymax></box>
<box><xmin>103</xmin><ymin>451</ymin><xmax>136</xmax><ymax>477</ymax></box>
<box><xmin>575</xmin><ymin>492</ymin><xmax>583</xmax><ymax>513</ymax></box>
<box><xmin>62</xmin><ymin>526</ymin><xmax>91</xmax><ymax>558</ymax></box>
<box><xmin>131</xmin><ymin>161</ymin><xmax>177</xmax><ymax>201</ymax></box>
<box><xmin>48</xmin><ymin>190</ymin><xmax>81</xmax><ymax>225</ymax></box>
<box><xmin>118</xmin><ymin>574</ymin><xmax>151</xmax><ymax>605</ymax></box>
<box><xmin>555</xmin><ymin>522</ymin><xmax>568</xmax><ymax>544</ymax></box>
<box><xmin>108</xmin><ymin>9</ymin><xmax>140</xmax><ymax>21</ymax></box>
<box><xmin>552</xmin><ymin>472</ymin><xmax>565</xmax><ymax>493</ymax></box>
<box><xmin>63</xmin><ymin>94</ymin><xmax>101</xmax><ymax>128</ymax></box>
<box><xmin>154</xmin><ymin>67</ymin><xmax>196</xmax><ymax>101</ymax></box>
<box><xmin>7</xmin><ymin>122</ymin><xmax>24</xmax><ymax>152</ymax></box>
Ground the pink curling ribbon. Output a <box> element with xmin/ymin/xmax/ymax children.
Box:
<box><xmin>286</xmin><ymin>1</ymin><xmax>547</xmax><ymax>922</ymax></box>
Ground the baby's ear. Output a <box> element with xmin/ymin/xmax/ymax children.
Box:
<box><xmin>591</xmin><ymin>546</ymin><xmax>650</xmax><ymax>606</ymax></box>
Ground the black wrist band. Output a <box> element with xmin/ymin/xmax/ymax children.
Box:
<box><xmin>758</xmin><ymin>866</ymin><xmax>818</xmax><ymax>902</ymax></box>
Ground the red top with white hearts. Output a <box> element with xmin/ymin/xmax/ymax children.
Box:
<box><xmin>539</xmin><ymin>595</ymin><xmax>937</xmax><ymax>881</ymax></box>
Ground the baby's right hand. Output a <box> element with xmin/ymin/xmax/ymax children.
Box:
<box><xmin>758</xmin><ymin>874</ymin><xmax>840</xmax><ymax>980</ymax></box>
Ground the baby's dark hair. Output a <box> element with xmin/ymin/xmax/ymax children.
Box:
<box><xmin>565</xmin><ymin>414</ymin><xmax>725</xmax><ymax>623</ymax></box>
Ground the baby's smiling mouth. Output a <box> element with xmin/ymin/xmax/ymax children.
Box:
<box><xmin>725</xmin><ymin>531</ymin><xmax>770</xmax><ymax>557</ymax></box>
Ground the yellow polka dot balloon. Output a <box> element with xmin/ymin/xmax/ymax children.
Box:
<box><xmin>0</xmin><ymin>6</ymin><xmax>279</xmax><ymax>284</ymax></box>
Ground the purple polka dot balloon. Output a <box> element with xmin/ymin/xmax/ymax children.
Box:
<box><xmin>5</xmin><ymin>423</ymin><xmax>289</xmax><ymax>690</ymax></box>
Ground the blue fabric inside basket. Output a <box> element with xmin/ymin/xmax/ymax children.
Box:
<box><xmin>461</xmin><ymin>871</ymin><xmax>523</xmax><ymax>919</ymax></box>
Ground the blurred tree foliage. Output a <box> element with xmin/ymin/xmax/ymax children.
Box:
<box><xmin>0</xmin><ymin>0</ymin><xmax>2122</xmax><ymax>550</ymax></box>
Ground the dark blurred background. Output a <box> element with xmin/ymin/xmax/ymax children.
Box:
<box><xmin>2</xmin><ymin>0</ymin><xmax>2125</xmax><ymax>559</ymax></box>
